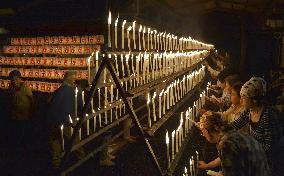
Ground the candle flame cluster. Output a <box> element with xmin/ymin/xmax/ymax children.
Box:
<box><xmin>165</xmin><ymin>82</ymin><xmax>211</xmax><ymax>170</ymax></box>
<box><xmin>107</xmin><ymin>10</ymin><xmax>214</xmax><ymax>51</ymax></box>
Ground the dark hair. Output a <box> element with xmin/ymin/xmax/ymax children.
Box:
<box><xmin>217</xmin><ymin>68</ymin><xmax>234</xmax><ymax>83</ymax></box>
<box><xmin>225</xmin><ymin>74</ymin><xmax>240</xmax><ymax>87</ymax></box>
<box><xmin>231</xmin><ymin>82</ymin><xmax>243</xmax><ymax>97</ymax></box>
<box><xmin>9</xmin><ymin>70</ymin><xmax>21</xmax><ymax>80</ymax></box>
<box><xmin>202</xmin><ymin>113</ymin><xmax>230</xmax><ymax>133</ymax></box>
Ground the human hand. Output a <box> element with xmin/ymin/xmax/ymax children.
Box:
<box><xmin>198</xmin><ymin>161</ymin><xmax>209</xmax><ymax>170</ymax></box>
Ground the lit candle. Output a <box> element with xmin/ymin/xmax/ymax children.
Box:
<box><xmin>159</xmin><ymin>89</ymin><xmax>164</xmax><ymax>119</ymax></box>
<box><xmin>95</xmin><ymin>51</ymin><xmax>99</xmax><ymax>73</ymax></box>
<box><xmin>152</xmin><ymin>92</ymin><xmax>157</xmax><ymax>122</ymax></box>
<box><xmin>184</xmin><ymin>167</ymin><xmax>188</xmax><ymax>176</ymax></box>
<box><xmin>147</xmin><ymin>93</ymin><xmax>151</xmax><ymax>127</ymax></box>
<box><xmin>192</xmin><ymin>156</ymin><xmax>196</xmax><ymax>176</ymax></box>
<box><xmin>133</xmin><ymin>21</ymin><xmax>136</xmax><ymax>49</ymax></box>
<box><xmin>93</xmin><ymin>114</ymin><xmax>97</xmax><ymax>132</ymax></box>
<box><xmin>154</xmin><ymin>30</ymin><xmax>157</xmax><ymax>50</ymax></box>
<box><xmin>122</xmin><ymin>20</ymin><xmax>126</xmax><ymax>49</ymax></box>
<box><xmin>147</xmin><ymin>28</ymin><xmax>150</xmax><ymax>50</ymax></box>
<box><xmin>171</xmin><ymin>130</ymin><xmax>175</xmax><ymax>160</ymax></box>
<box><xmin>163</xmin><ymin>90</ymin><xmax>166</xmax><ymax>114</ymax></box>
<box><xmin>196</xmin><ymin>151</ymin><xmax>199</xmax><ymax>175</ymax></box>
<box><xmin>87</xmin><ymin>54</ymin><xmax>92</xmax><ymax>84</ymax></box>
<box><xmin>175</xmin><ymin>129</ymin><xmax>179</xmax><ymax>153</ymax></box>
<box><xmin>68</xmin><ymin>115</ymin><xmax>73</xmax><ymax>136</ymax></box>
<box><xmin>60</xmin><ymin>125</ymin><xmax>64</xmax><ymax>151</ymax></box>
<box><xmin>157</xmin><ymin>33</ymin><xmax>160</xmax><ymax>50</ymax></box>
<box><xmin>138</xmin><ymin>25</ymin><xmax>142</xmax><ymax>50</ymax></box>
<box><xmin>119</xmin><ymin>99</ymin><xmax>122</xmax><ymax>116</ymax></box>
<box><xmin>108</xmin><ymin>11</ymin><xmax>111</xmax><ymax>48</ymax></box>
<box><xmin>110</xmin><ymin>104</ymin><xmax>113</xmax><ymax>123</ymax></box>
<box><xmin>166</xmin><ymin>130</ymin><xmax>170</xmax><ymax>168</ymax></box>
<box><xmin>82</xmin><ymin>91</ymin><xmax>85</xmax><ymax>106</ymax></box>
<box><xmin>190</xmin><ymin>158</ymin><xmax>193</xmax><ymax>176</ymax></box>
<box><xmin>115</xmin><ymin>16</ymin><xmax>119</xmax><ymax>48</ymax></box>
<box><xmin>127</xmin><ymin>26</ymin><xmax>132</xmax><ymax>50</ymax></box>
<box><xmin>142</xmin><ymin>27</ymin><xmax>146</xmax><ymax>50</ymax></box>
<box><xmin>104</xmin><ymin>106</ymin><xmax>108</xmax><ymax>125</ymax></box>
<box><xmin>86</xmin><ymin>114</ymin><xmax>90</xmax><ymax>135</ymax></box>
<box><xmin>98</xmin><ymin>108</ymin><xmax>102</xmax><ymax>127</ymax></box>
<box><xmin>98</xmin><ymin>88</ymin><xmax>101</xmax><ymax>108</ymax></box>
<box><xmin>150</xmin><ymin>30</ymin><xmax>153</xmax><ymax>49</ymax></box>
<box><xmin>75</xmin><ymin>87</ymin><xmax>78</xmax><ymax>117</ymax></box>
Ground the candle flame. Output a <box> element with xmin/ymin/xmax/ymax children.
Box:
<box><xmin>147</xmin><ymin>93</ymin><xmax>151</xmax><ymax>104</ymax></box>
<box><xmin>75</xmin><ymin>87</ymin><xmax>78</xmax><ymax>95</ymax></box>
<box><xmin>60</xmin><ymin>125</ymin><xmax>64</xmax><ymax>130</ymax></box>
<box><xmin>184</xmin><ymin>167</ymin><xmax>187</xmax><ymax>173</ymax></box>
<box><xmin>115</xmin><ymin>17</ymin><xmax>118</xmax><ymax>27</ymax></box>
<box><xmin>108</xmin><ymin>11</ymin><xmax>111</xmax><ymax>24</ymax></box>
<box><xmin>133</xmin><ymin>21</ymin><xmax>136</xmax><ymax>28</ymax></box>
<box><xmin>143</xmin><ymin>27</ymin><xmax>146</xmax><ymax>33</ymax></box>
<box><xmin>159</xmin><ymin>89</ymin><xmax>164</xmax><ymax>97</ymax></box>
<box><xmin>166</xmin><ymin>131</ymin><xmax>169</xmax><ymax>144</ymax></box>
<box><xmin>69</xmin><ymin>114</ymin><xmax>73</xmax><ymax>123</ymax></box>
<box><xmin>171</xmin><ymin>130</ymin><xmax>175</xmax><ymax>137</ymax></box>
<box><xmin>153</xmin><ymin>92</ymin><xmax>156</xmax><ymax>99</ymax></box>
<box><xmin>127</xmin><ymin>26</ymin><xmax>132</xmax><ymax>31</ymax></box>
<box><xmin>96</xmin><ymin>51</ymin><xmax>99</xmax><ymax>61</ymax></box>
<box><xmin>139</xmin><ymin>25</ymin><xmax>142</xmax><ymax>32</ymax></box>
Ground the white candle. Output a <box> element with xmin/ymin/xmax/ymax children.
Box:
<box><xmin>142</xmin><ymin>27</ymin><xmax>146</xmax><ymax>50</ymax></box>
<box><xmin>175</xmin><ymin>129</ymin><xmax>179</xmax><ymax>153</ymax></box>
<box><xmin>87</xmin><ymin>55</ymin><xmax>91</xmax><ymax>84</ymax></box>
<box><xmin>104</xmin><ymin>86</ymin><xmax>108</xmax><ymax>107</ymax></box>
<box><xmin>152</xmin><ymin>92</ymin><xmax>157</xmax><ymax>122</ymax></box>
<box><xmin>119</xmin><ymin>99</ymin><xmax>122</xmax><ymax>116</ymax></box>
<box><xmin>196</xmin><ymin>151</ymin><xmax>199</xmax><ymax>175</ymax></box>
<box><xmin>154</xmin><ymin>30</ymin><xmax>157</xmax><ymax>49</ymax></box>
<box><xmin>184</xmin><ymin>167</ymin><xmax>188</xmax><ymax>176</ymax></box>
<box><xmin>115</xmin><ymin>16</ymin><xmax>119</xmax><ymax>48</ymax></box>
<box><xmin>110</xmin><ymin>104</ymin><xmax>113</xmax><ymax>123</ymax></box>
<box><xmin>86</xmin><ymin>114</ymin><xmax>90</xmax><ymax>135</ymax></box>
<box><xmin>171</xmin><ymin>130</ymin><xmax>175</xmax><ymax>160</ymax></box>
<box><xmin>147</xmin><ymin>93</ymin><xmax>151</xmax><ymax>127</ymax></box>
<box><xmin>138</xmin><ymin>25</ymin><xmax>142</xmax><ymax>50</ymax></box>
<box><xmin>166</xmin><ymin>130</ymin><xmax>170</xmax><ymax>168</ymax></box>
<box><xmin>95</xmin><ymin>51</ymin><xmax>99</xmax><ymax>73</ymax></box>
<box><xmin>108</xmin><ymin>11</ymin><xmax>111</xmax><ymax>48</ymax></box>
<box><xmin>133</xmin><ymin>21</ymin><xmax>136</xmax><ymax>49</ymax></box>
<box><xmin>60</xmin><ymin>125</ymin><xmax>64</xmax><ymax>151</ymax></box>
<box><xmin>159</xmin><ymin>89</ymin><xmax>164</xmax><ymax>119</ymax></box>
<box><xmin>69</xmin><ymin>114</ymin><xmax>73</xmax><ymax>136</ymax></box>
<box><xmin>190</xmin><ymin>159</ymin><xmax>193</xmax><ymax>176</ymax></box>
<box><xmin>150</xmin><ymin>30</ymin><xmax>153</xmax><ymax>49</ymax></box>
<box><xmin>76</xmin><ymin>118</ymin><xmax>81</xmax><ymax>141</ymax></box>
<box><xmin>122</xmin><ymin>20</ymin><xmax>126</xmax><ymax>49</ymax></box>
<box><xmin>104</xmin><ymin>106</ymin><xmax>108</xmax><ymax>124</ymax></box>
<box><xmin>82</xmin><ymin>91</ymin><xmax>85</xmax><ymax>106</ymax></box>
<box><xmin>163</xmin><ymin>90</ymin><xmax>166</xmax><ymax>114</ymax></box>
<box><xmin>93</xmin><ymin>114</ymin><xmax>97</xmax><ymax>132</ymax></box>
<box><xmin>98</xmin><ymin>109</ymin><xmax>102</xmax><ymax>127</ymax></box>
<box><xmin>98</xmin><ymin>88</ymin><xmax>101</xmax><ymax>108</ymax></box>
<box><xmin>127</xmin><ymin>26</ymin><xmax>132</xmax><ymax>50</ymax></box>
<box><xmin>192</xmin><ymin>156</ymin><xmax>196</xmax><ymax>176</ymax></box>
<box><xmin>75</xmin><ymin>87</ymin><xmax>78</xmax><ymax>117</ymax></box>
<box><xmin>147</xmin><ymin>28</ymin><xmax>150</xmax><ymax>50</ymax></box>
